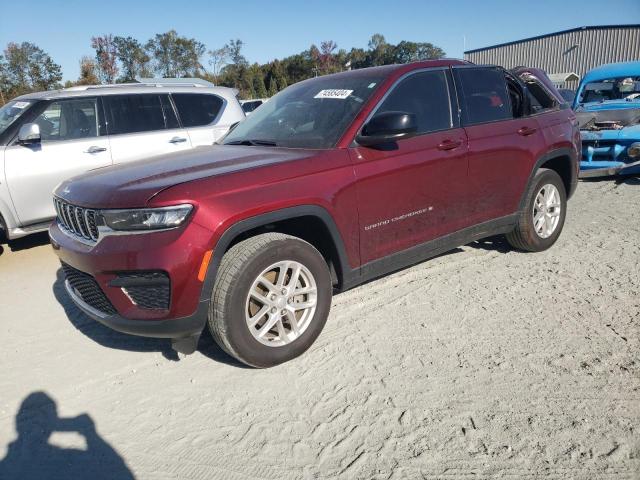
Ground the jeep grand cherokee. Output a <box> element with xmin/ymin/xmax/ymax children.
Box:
<box><xmin>49</xmin><ymin>60</ymin><xmax>580</xmax><ymax>367</ymax></box>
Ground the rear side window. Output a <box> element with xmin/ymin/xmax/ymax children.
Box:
<box><xmin>173</xmin><ymin>93</ymin><xmax>223</xmax><ymax>127</ymax></box>
<box><xmin>376</xmin><ymin>70</ymin><xmax>452</xmax><ymax>135</ymax></box>
<box><xmin>103</xmin><ymin>94</ymin><xmax>167</xmax><ymax>135</ymax></box>
<box><xmin>455</xmin><ymin>67</ymin><xmax>512</xmax><ymax>125</ymax></box>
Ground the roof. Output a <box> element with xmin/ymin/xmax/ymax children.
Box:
<box><xmin>464</xmin><ymin>24</ymin><xmax>640</xmax><ymax>54</ymax></box>
<box><xmin>14</xmin><ymin>84</ymin><xmax>240</xmax><ymax>102</ymax></box>
<box><xmin>580</xmin><ymin>61</ymin><xmax>640</xmax><ymax>84</ymax></box>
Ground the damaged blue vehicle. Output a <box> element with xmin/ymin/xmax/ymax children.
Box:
<box><xmin>573</xmin><ymin>61</ymin><xmax>640</xmax><ymax>177</ymax></box>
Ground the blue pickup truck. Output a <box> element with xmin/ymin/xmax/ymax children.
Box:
<box><xmin>573</xmin><ymin>61</ymin><xmax>640</xmax><ymax>177</ymax></box>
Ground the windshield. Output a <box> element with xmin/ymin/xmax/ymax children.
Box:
<box><xmin>0</xmin><ymin>100</ymin><xmax>33</xmax><ymax>135</ymax></box>
<box><xmin>222</xmin><ymin>71</ymin><xmax>385</xmax><ymax>149</ymax></box>
<box><xmin>578</xmin><ymin>76</ymin><xmax>640</xmax><ymax>105</ymax></box>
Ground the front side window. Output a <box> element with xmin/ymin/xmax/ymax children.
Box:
<box><xmin>0</xmin><ymin>100</ymin><xmax>34</xmax><ymax>136</ymax></box>
<box><xmin>173</xmin><ymin>93</ymin><xmax>223</xmax><ymax>127</ymax></box>
<box><xmin>103</xmin><ymin>94</ymin><xmax>166</xmax><ymax>135</ymax></box>
<box><xmin>34</xmin><ymin>98</ymin><xmax>99</xmax><ymax>142</ymax></box>
<box><xmin>455</xmin><ymin>67</ymin><xmax>512</xmax><ymax>125</ymax></box>
<box><xmin>376</xmin><ymin>70</ymin><xmax>452</xmax><ymax>135</ymax></box>
<box><xmin>222</xmin><ymin>71</ymin><xmax>385</xmax><ymax>149</ymax></box>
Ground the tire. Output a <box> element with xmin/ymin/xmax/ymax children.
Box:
<box><xmin>208</xmin><ymin>232</ymin><xmax>332</xmax><ymax>368</ymax></box>
<box><xmin>0</xmin><ymin>214</ymin><xmax>6</xmax><ymax>244</ymax></box>
<box><xmin>506</xmin><ymin>168</ymin><xmax>567</xmax><ymax>252</ymax></box>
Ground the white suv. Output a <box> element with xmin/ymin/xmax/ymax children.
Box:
<box><xmin>0</xmin><ymin>80</ymin><xmax>245</xmax><ymax>240</ymax></box>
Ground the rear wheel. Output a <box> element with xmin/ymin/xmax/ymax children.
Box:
<box><xmin>208</xmin><ymin>233</ymin><xmax>332</xmax><ymax>368</ymax></box>
<box><xmin>506</xmin><ymin>168</ymin><xmax>567</xmax><ymax>252</ymax></box>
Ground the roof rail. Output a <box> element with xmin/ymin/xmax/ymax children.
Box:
<box><xmin>62</xmin><ymin>78</ymin><xmax>216</xmax><ymax>92</ymax></box>
<box><xmin>135</xmin><ymin>77</ymin><xmax>215</xmax><ymax>87</ymax></box>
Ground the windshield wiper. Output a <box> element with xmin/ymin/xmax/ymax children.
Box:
<box><xmin>225</xmin><ymin>139</ymin><xmax>278</xmax><ymax>147</ymax></box>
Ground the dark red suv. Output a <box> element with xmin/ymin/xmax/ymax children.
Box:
<box><xmin>50</xmin><ymin>60</ymin><xmax>580</xmax><ymax>367</ymax></box>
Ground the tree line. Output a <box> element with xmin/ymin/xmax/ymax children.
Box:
<box><xmin>0</xmin><ymin>31</ymin><xmax>445</xmax><ymax>104</ymax></box>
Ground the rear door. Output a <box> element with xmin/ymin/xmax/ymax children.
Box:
<box><xmin>4</xmin><ymin>97</ymin><xmax>111</xmax><ymax>225</ymax></box>
<box><xmin>103</xmin><ymin>93</ymin><xmax>192</xmax><ymax>164</ymax></box>
<box><xmin>452</xmin><ymin>66</ymin><xmax>545</xmax><ymax>224</ymax></box>
<box><xmin>352</xmin><ymin>68</ymin><xmax>469</xmax><ymax>265</ymax></box>
<box><xmin>172</xmin><ymin>93</ymin><xmax>228</xmax><ymax>146</ymax></box>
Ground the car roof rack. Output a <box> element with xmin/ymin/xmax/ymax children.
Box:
<box><xmin>63</xmin><ymin>78</ymin><xmax>216</xmax><ymax>92</ymax></box>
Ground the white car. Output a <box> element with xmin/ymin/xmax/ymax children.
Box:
<box><xmin>0</xmin><ymin>80</ymin><xmax>245</xmax><ymax>240</ymax></box>
<box><xmin>240</xmin><ymin>98</ymin><xmax>269</xmax><ymax>115</ymax></box>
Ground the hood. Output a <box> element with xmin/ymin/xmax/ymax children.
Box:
<box><xmin>55</xmin><ymin>145</ymin><xmax>319</xmax><ymax>207</ymax></box>
<box><xmin>576</xmin><ymin>104</ymin><xmax>640</xmax><ymax>133</ymax></box>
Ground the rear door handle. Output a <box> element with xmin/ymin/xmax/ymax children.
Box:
<box><xmin>169</xmin><ymin>137</ymin><xmax>187</xmax><ymax>144</ymax></box>
<box><xmin>84</xmin><ymin>146</ymin><xmax>107</xmax><ymax>154</ymax></box>
<box><xmin>517</xmin><ymin>126</ymin><xmax>537</xmax><ymax>137</ymax></box>
<box><xmin>437</xmin><ymin>139</ymin><xmax>462</xmax><ymax>151</ymax></box>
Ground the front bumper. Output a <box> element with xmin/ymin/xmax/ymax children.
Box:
<box><xmin>50</xmin><ymin>219</ymin><xmax>215</xmax><ymax>343</ymax></box>
<box><xmin>64</xmin><ymin>278</ymin><xmax>208</xmax><ymax>340</ymax></box>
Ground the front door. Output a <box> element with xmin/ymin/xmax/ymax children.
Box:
<box><xmin>351</xmin><ymin>68</ymin><xmax>470</xmax><ymax>265</ymax></box>
<box><xmin>4</xmin><ymin>97</ymin><xmax>111</xmax><ymax>225</ymax></box>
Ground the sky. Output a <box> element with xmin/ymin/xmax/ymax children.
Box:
<box><xmin>1</xmin><ymin>0</ymin><xmax>639</xmax><ymax>81</ymax></box>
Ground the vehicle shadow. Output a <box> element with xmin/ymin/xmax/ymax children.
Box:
<box><xmin>0</xmin><ymin>391</ymin><xmax>134</xmax><ymax>480</ymax></box>
<box><xmin>466</xmin><ymin>235</ymin><xmax>512</xmax><ymax>253</ymax></box>
<box><xmin>52</xmin><ymin>268</ymin><xmax>245</xmax><ymax>367</ymax></box>
<box><xmin>4</xmin><ymin>231</ymin><xmax>51</xmax><ymax>252</ymax></box>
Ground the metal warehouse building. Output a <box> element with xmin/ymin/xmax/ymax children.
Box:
<box><xmin>464</xmin><ymin>25</ymin><xmax>640</xmax><ymax>89</ymax></box>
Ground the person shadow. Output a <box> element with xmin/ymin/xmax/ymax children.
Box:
<box><xmin>0</xmin><ymin>392</ymin><xmax>135</xmax><ymax>480</ymax></box>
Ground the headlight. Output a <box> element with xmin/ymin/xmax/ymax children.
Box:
<box><xmin>628</xmin><ymin>142</ymin><xmax>640</xmax><ymax>159</ymax></box>
<box><xmin>100</xmin><ymin>204</ymin><xmax>193</xmax><ymax>231</ymax></box>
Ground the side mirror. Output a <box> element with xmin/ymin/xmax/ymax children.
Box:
<box><xmin>356</xmin><ymin>111</ymin><xmax>417</xmax><ymax>147</ymax></box>
<box><xmin>18</xmin><ymin>123</ymin><xmax>41</xmax><ymax>145</ymax></box>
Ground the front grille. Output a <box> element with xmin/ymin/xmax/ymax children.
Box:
<box><xmin>61</xmin><ymin>262</ymin><xmax>116</xmax><ymax>315</ymax></box>
<box><xmin>116</xmin><ymin>272</ymin><xmax>171</xmax><ymax>310</ymax></box>
<box><xmin>54</xmin><ymin>198</ymin><xmax>99</xmax><ymax>242</ymax></box>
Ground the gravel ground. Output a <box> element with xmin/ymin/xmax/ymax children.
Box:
<box><xmin>0</xmin><ymin>178</ymin><xmax>639</xmax><ymax>480</ymax></box>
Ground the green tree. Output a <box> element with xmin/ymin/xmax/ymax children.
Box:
<box><xmin>391</xmin><ymin>41</ymin><xmax>445</xmax><ymax>63</ymax></box>
<box><xmin>252</xmin><ymin>72</ymin><xmax>268</xmax><ymax>98</ymax></box>
<box><xmin>367</xmin><ymin>33</ymin><xmax>389</xmax><ymax>66</ymax></box>
<box><xmin>113</xmin><ymin>36</ymin><xmax>150</xmax><ymax>81</ymax></box>
<box><xmin>91</xmin><ymin>34</ymin><xmax>118</xmax><ymax>83</ymax></box>
<box><xmin>268</xmin><ymin>76</ymin><xmax>278</xmax><ymax>97</ymax></box>
<box><xmin>2</xmin><ymin>42</ymin><xmax>62</xmax><ymax>98</ymax></box>
<box><xmin>145</xmin><ymin>30</ymin><xmax>205</xmax><ymax>77</ymax></box>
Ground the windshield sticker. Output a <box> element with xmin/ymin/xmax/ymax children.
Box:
<box><xmin>12</xmin><ymin>101</ymin><xmax>30</xmax><ymax>109</ymax></box>
<box><xmin>367</xmin><ymin>83</ymin><xmax>377</xmax><ymax>89</ymax></box>
<box><xmin>314</xmin><ymin>89</ymin><xmax>353</xmax><ymax>99</ymax></box>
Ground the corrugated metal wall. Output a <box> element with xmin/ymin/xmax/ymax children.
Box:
<box><xmin>464</xmin><ymin>27</ymin><xmax>640</xmax><ymax>89</ymax></box>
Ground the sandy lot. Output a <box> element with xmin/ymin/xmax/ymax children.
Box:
<box><xmin>0</xmin><ymin>178</ymin><xmax>639</xmax><ymax>480</ymax></box>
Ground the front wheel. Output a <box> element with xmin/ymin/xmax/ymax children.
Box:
<box><xmin>208</xmin><ymin>233</ymin><xmax>332</xmax><ymax>368</ymax></box>
<box><xmin>506</xmin><ymin>168</ymin><xmax>567</xmax><ymax>252</ymax></box>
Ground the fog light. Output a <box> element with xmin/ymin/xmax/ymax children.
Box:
<box><xmin>628</xmin><ymin>142</ymin><xmax>640</xmax><ymax>159</ymax></box>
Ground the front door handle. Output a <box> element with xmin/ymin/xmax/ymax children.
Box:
<box><xmin>437</xmin><ymin>139</ymin><xmax>462</xmax><ymax>151</ymax></box>
<box><xmin>517</xmin><ymin>126</ymin><xmax>537</xmax><ymax>137</ymax></box>
<box><xmin>84</xmin><ymin>146</ymin><xmax>107</xmax><ymax>154</ymax></box>
<box><xmin>169</xmin><ymin>137</ymin><xmax>187</xmax><ymax>144</ymax></box>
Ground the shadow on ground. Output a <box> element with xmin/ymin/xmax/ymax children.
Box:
<box><xmin>52</xmin><ymin>268</ymin><xmax>246</xmax><ymax>367</ymax></box>
<box><xmin>580</xmin><ymin>174</ymin><xmax>640</xmax><ymax>186</ymax></box>
<box><xmin>467</xmin><ymin>235</ymin><xmax>512</xmax><ymax>253</ymax></box>
<box><xmin>4</xmin><ymin>231</ymin><xmax>51</xmax><ymax>252</ymax></box>
<box><xmin>0</xmin><ymin>391</ymin><xmax>134</xmax><ymax>480</ymax></box>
